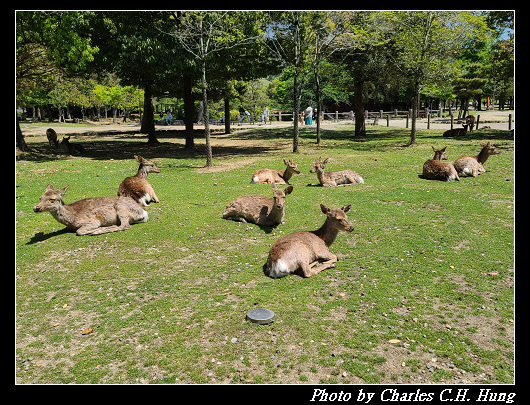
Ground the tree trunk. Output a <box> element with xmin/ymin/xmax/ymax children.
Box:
<box><xmin>183</xmin><ymin>74</ymin><xmax>195</xmax><ymax>150</ymax></box>
<box><xmin>353</xmin><ymin>78</ymin><xmax>365</xmax><ymax>137</ymax></box>
<box><xmin>409</xmin><ymin>83</ymin><xmax>420</xmax><ymax>145</ymax></box>
<box><xmin>292</xmin><ymin>68</ymin><xmax>300</xmax><ymax>153</ymax></box>
<box><xmin>141</xmin><ymin>82</ymin><xmax>159</xmax><ymax>144</ymax></box>
<box><xmin>224</xmin><ymin>97</ymin><xmax>231</xmax><ymax>135</ymax></box>
<box><xmin>314</xmin><ymin>67</ymin><xmax>322</xmax><ymax>145</ymax></box>
<box><xmin>201</xmin><ymin>59</ymin><xmax>213</xmax><ymax>167</ymax></box>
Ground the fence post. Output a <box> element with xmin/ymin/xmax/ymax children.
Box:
<box><xmin>509</xmin><ymin>114</ymin><xmax>512</xmax><ymax>130</ymax></box>
<box><xmin>450</xmin><ymin>113</ymin><xmax>454</xmax><ymax>130</ymax></box>
<box><xmin>350</xmin><ymin>111</ymin><xmax>354</xmax><ymax>124</ymax></box>
<box><xmin>386</xmin><ymin>114</ymin><xmax>389</xmax><ymax>127</ymax></box>
<box><xmin>394</xmin><ymin>109</ymin><xmax>398</xmax><ymax>118</ymax></box>
<box><xmin>279</xmin><ymin>111</ymin><xmax>282</xmax><ymax>122</ymax></box>
<box><xmin>427</xmin><ymin>113</ymin><xmax>431</xmax><ymax>129</ymax></box>
<box><xmin>335</xmin><ymin>111</ymin><xmax>338</xmax><ymax>122</ymax></box>
<box><xmin>406</xmin><ymin>113</ymin><xmax>409</xmax><ymax>129</ymax></box>
<box><xmin>476</xmin><ymin>114</ymin><xmax>480</xmax><ymax>130</ymax></box>
<box><xmin>379</xmin><ymin>110</ymin><xmax>383</xmax><ymax>118</ymax></box>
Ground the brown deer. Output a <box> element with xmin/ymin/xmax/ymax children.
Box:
<box><xmin>422</xmin><ymin>146</ymin><xmax>460</xmax><ymax>182</ymax></box>
<box><xmin>465</xmin><ymin>115</ymin><xmax>475</xmax><ymax>131</ymax></box>
<box><xmin>222</xmin><ymin>183</ymin><xmax>293</xmax><ymax>227</ymax></box>
<box><xmin>443</xmin><ymin>124</ymin><xmax>469</xmax><ymax>137</ymax></box>
<box><xmin>33</xmin><ymin>184</ymin><xmax>148</xmax><ymax>236</ymax></box>
<box><xmin>61</xmin><ymin>136</ymin><xmax>85</xmax><ymax>155</ymax></box>
<box><xmin>250</xmin><ymin>158</ymin><xmax>300</xmax><ymax>185</ymax></box>
<box><xmin>264</xmin><ymin>204</ymin><xmax>353</xmax><ymax>278</ymax></box>
<box><xmin>310</xmin><ymin>157</ymin><xmax>364</xmax><ymax>187</ymax></box>
<box><xmin>46</xmin><ymin>128</ymin><xmax>59</xmax><ymax>148</ymax></box>
<box><xmin>118</xmin><ymin>155</ymin><xmax>160</xmax><ymax>206</ymax></box>
<box><xmin>453</xmin><ymin>141</ymin><xmax>501</xmax><ymax>177</ymax></box>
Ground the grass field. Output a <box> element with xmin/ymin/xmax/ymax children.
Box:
<box><xmin>15</xmin><ymin>125</ymin><xmax>514</xmax><ymax>384</ymax></box>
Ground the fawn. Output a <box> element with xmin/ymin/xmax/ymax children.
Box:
<box><xmin>443</xmin><ymin>124</ymin><xmax>469</xmax><ymax>137</ymax></box>
<box><xmin>250</xmin><ymin>158</ymin><xmax>300</xmax><ymax>185</ymax></box>
<box><xmin>453</xmin><ymin>141</ymin><xmax>501</xmax><ymax>177</ymax></box>
<box><xmin>46</xmin><ymin>128</ymin><xmax>59</xmax><ymax>148</ymax></box>
<box><xmin>264</xmin><ymin>204</ymin><xmax>353</xmax><ymax>278</ymax></box>
<box><xmin>61</xmin><ymin>136</ymin><xmax>85</xmax><ymax>155</ymax></box>
<box><xmin>422</xmin><ymin>146</ymin><xmax>460</xmax><ymax>182</ymax></box>
<box><xmin>33</xmin><ymin>184</ymin><xmax>148</xmax><ymax>236</ymax></box>
<box><xmin>222</xmin><ymin>183</ymin><xmax>293</xmax><ymax>227</ymax></box>
<box><xmin>118</xmin><ymin>155</ymin><xmax>160</xmax><ymax>206</ymax></box>
<box><xmin>310</xmin><ymin>157</ymin><xmax>364</xmax><ymax>187</ymax></box>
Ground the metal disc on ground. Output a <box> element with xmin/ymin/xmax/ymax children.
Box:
<box><xmin>246</xmin><ymin>308</ymin><xmax>275</xmax><ymax>325</ymax></box>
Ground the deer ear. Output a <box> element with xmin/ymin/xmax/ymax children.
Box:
<box><xmin>58</xmin><ymin>185</ymin><xmax>69</xmax><ymax>196</ymax></box>
<box><xmin>341</xmin><ymin>204</ymin><xmax>352</xmax><ymax>213</ymax></box>
<box><xmin>479</xmin><ymin>141</ymin><xmax>486</xmax><ymax>147</ymax></box>
<box><xmin>45</xmin><ymin>183</ymin><xmax>54</xmax><ymax>191</ymax></box>
<box><xmin>284</xmin><ymin>186</ymin><xmax>293</xmax><ymax>195</ymax></box>
<box><xmin>283</xmin><ymin>158</ymin><xmax>288</xmax><ymax>165</ymax></box>
<box><xmin>320</xmin><ymin>204</ymin><xmax>330</xmax><ymax>215</ymax></box>
<box><xmin>431</xmin><ymin>146</ymin><xmax>436</xmax><ymax>151</ymax></box>
<box><xmin>441</xmin><ymin>146</ymin><xmax>447</xmax><ymax>152</ymax></box>
<box><xmin>323</xmin><ymin>158</ymin><xmax>330</xmax><ymax>164</ymax></box>
<box><xmin>271</xmin><ymin>182</ymin><xmax>277</xmax><ymax>189</ymax></box>
<box><xmin>135</xmin><ymin>155</ymin><xmax>144</xmax><ymax>163</ymax></box>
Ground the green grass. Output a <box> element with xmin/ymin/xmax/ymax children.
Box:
<box><xmin>16</xmin><ymin>125</ymin><xmax>514</xmax><ymax>384</ymax></box>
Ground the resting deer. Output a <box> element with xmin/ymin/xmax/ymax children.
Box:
<box><xmin>46</xmin><ymin>128</ymin><xmax>59</xmax><ymax>148</ymax></box>
<box><xmin>422</xmin><ymin>146</ymin><xmax>460</xmax><ymax>182</ymax></box>
<box><xmin>453</xmin><ymin>141</ymin><xmax>501</xmax><ymax>177</ymax></box>
<box><xmin>264</xmin><ymin>204</ymin><xmax>354</xmax><ymax>278</ymax></box>
<box><xmin>222</xmin><ymin>183</ymin><xmax>293</xmax><ymax>227</ymax></box>
<box><xmin>310</xmin><ymin>157</ymin><xmax>364</xmax><ymax>187</ymax></box>
<box><xmin>251</xmin><ymin>158</ymin><xmax>300</xmax><ymax>185</ymax></box>
<box><xmin>61</xmin><ymin>136</ymin><xmax>85</xmax><ymax>155</ymax></box>
<box><xmin>443</xmin><ymin>124</ymin><xmax>469</xmax><ymax>137</ymax></box>
<box><xmin>33</xmin><ymin>184</ymin><xmax>148</xmax><ymax>236</ymax></box>
<box><xmin>118</xmin><ymin>155</ymin><xmax>160</xmax><ymax>206</ymax></box>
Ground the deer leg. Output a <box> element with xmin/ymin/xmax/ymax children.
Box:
<box><xmin>76</xmin><ymin>222</ymin><xmax>102</xmax><ymax>236</ymax></box>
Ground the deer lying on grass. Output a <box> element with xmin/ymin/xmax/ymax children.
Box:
<box><xmin>422</xmin><ymin>146</ymin><xmax>460</xmax><ymax>182</ymax></box>
<box><xmin>61</xmin><ymin>136</ymin><xmax>85</xmax><ymax>155</ymax></box>
<box><xmin>443</xmin><ymin>124</ymin><xmax>469</xmax><ymax>137</ymax></box>
<box><xmin>46</xmin><ymin>128</ymin><xmax>59</xmax><ymax>148</ymax></box>
<box><xmin>222</xmin><ymin>183</ymin><xmax>293</xmax><ymax>227</ymax></box>
<box><xmin>33</xmin><ymin>184</ymin><xmax>148</xmax><ymax>236</ymax></box>
<box><xmin>251</xmin><ymin>158</ymin><xmax>300</xmax><ymax>185</ymax></box>
<box><xmin>264</xmin><ymin>204</ymin><xmax>353</xmax><ymax>278</ymax></box>
<box><xmin>310</xmin><ymin>157</ymin><xmax>364</xmax><ymax>187</ymax></box>
<box><xmin>453</xmin><ymin>141</ymin><xmax>501</xmax><ymax>177</ymax></box>
<box><xmin>118</xmin><ymin>155</ymin><xmax>160</xmax><ymax>206</ymax></box>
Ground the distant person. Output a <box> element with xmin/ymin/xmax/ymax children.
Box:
<box><xmin>259</xmin><ymin>106</ymin><xmax>269</xmax><ymax>125</ymax></box>
<box><xmin>304</xmin><ymin>105</ymin><xmax>313</xmax><ymax>125</ymax></box>
<box><xmin>165</xmin><ymin>110</ymin><xmax>173</xmax><ymax>125</ymax></box>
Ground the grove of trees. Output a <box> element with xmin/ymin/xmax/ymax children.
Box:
<box><xmin>16</xmin><ymin>11</ymin><xmax>514</xmax><ymax>166</ymax></box>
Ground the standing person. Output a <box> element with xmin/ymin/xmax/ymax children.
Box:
<box><xmin>259</xmin><ymin>106</ymin><xmax>269</xmax><ymax>125</ymax></box>
<box><xmin>304</xmin><ymin>105</ymin><xmax>313</xmax><ymax>125</ymax></box>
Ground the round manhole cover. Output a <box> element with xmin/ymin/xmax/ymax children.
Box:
<box><xmin>246</xmin><ymin>308</ymin><xmax>275</xmax><ymax>324</ymax></box>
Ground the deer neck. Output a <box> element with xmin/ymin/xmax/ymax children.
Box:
<box><xmin>312</xmin><ymin>218</ymin><xmax>340</xmax><ymax>247</ymax></box>
<box><xmin>268</xmin><ymin>204</ymin><xmax>284</xmax><ymax>223</ymax></box>
<box><xmin>48</xmin><ymin>202</ymin><xmax>75</xmax><ymax>228</ymax></box>
<box><xmin>432</xmin><ymin>152</ymin><xmax>443</xmax><ymax>161</ymax></box>
<box><xmin>475</xmin><ymin>147</ymin><xmax>490</xmax><ymax>164</ymax></box>
<box><xmin>316</xmin><ymin>168</ymin><xmax>326</xmax><ymax>184</ymax></box>
<box><xmin>281</xmin><ymin>167</ymin><xmax>294</xmax><ymax>182</ymax></box>
<box><xmin>135</xmin><ymin>165</ymin><xmax>149</xmax><ymax>179</ymax></box>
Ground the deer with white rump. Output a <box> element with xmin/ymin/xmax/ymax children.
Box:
<box><xmin>250</xmin><ymin>158</ymin><xmax>300</xmax><ymax>185</ymax></box>
<box><xmin>310</xmin><ymin>157</ymin><xmax>364</xmax><ymax>187</ymax></box>
<box><xmin>118</xmin><ymin>155</ymin><xmax>160</xmax><ymax>206</ymax></box>
<box><xmin>453</xmin><ymin>141</ymin><xmax>501</xmax><ymax>177</ymax></box>
<box><xmin>222</xmin><ymin>183</ymin><xmax>293</xmax><ymax>227</ymax></box>
<box><xmin>264</xmin><ymin>204</ymin><xmax>354</xmax><ymax>278</ymax></box>
<box><xmin>33</xmin><ymin>184</ymin><xmax>148</xmax><ymax>236</ymax></box>
<box><xmin>422</xmin><ymin>146</ymin><xmax>460</xmax><ymax>182</ymax></box>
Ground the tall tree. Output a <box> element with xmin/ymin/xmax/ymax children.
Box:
<box><xmin>265</xmin><ymin>11</ymin><xmax>314</xmax><ymax>153</ymax></box>
<box><xmin>170</xmin><ymin>11</ymin><xmax>261</xmax><ymax>167</ymax></box>
<box><xmin>386</xmin><ymin>11</ymin><xmax>490</xmax><ymax>145</ymax></box>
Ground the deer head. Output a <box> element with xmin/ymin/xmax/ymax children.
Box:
<box><xmin>271</xmin><ymin>183</ymin><xmax>293</xmax><ymax>210</ymax></box>
<box><xmin>283</xmin><ymin>158</ymin><xmax>300</xmax><ymax>175</ymax></box>
<box><xmin>310</xmin><ymin>157</ymin><xmax>330</xmax><ymax>173</ymax></box>
<box><xmin>321</xmin><ymin>203</ymin><xmax>354</xmax><ymax>232</ymax></box>
<box><xmin>135</xmin><ymin>155</ymin><xmax>161</xmax><ymax>174</ymax></box>
<box><xmin>431</xmin><ymin>146</ymin><xmax>448</xmax><ymax>161</ymax></box>
<box><xmin>33</xmin><ymin>184</ymin><xmax>69</xmax><ymax>213</ymax></box>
